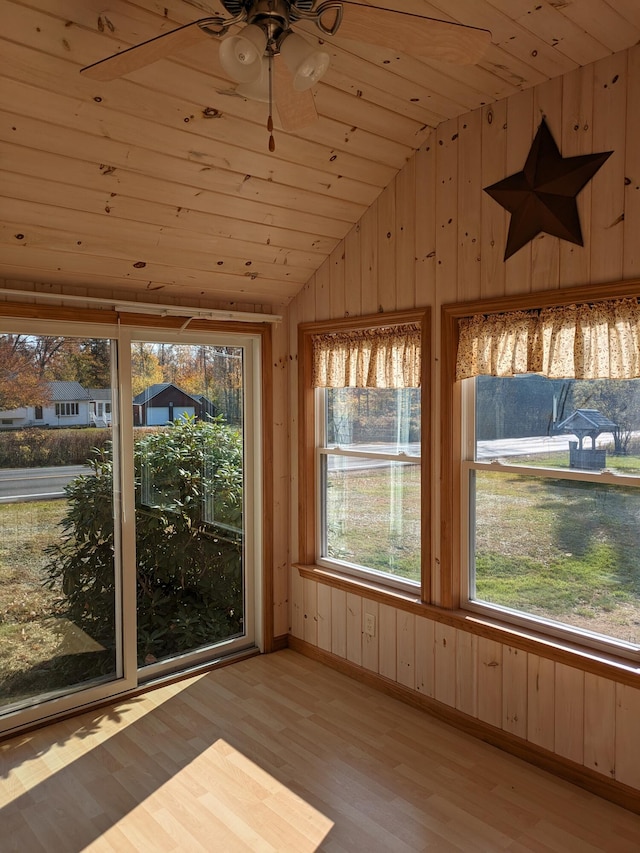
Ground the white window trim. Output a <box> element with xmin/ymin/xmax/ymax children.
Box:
<box><xmin>314</xmin><ymin>386</ymin><xmax>422</xmax><ymax>594</ymax></box>
<box><xmin>460</xmin><ymin>377</ymin><xmax>640</xmax><ymax>660</ymax></box>
<box><xmin>0</xmin><ymin>318</ymin><xmax>264</xmax><ymax>735</ymax></box>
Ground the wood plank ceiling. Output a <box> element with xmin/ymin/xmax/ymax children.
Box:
<box><xmin>2</xmin><ymin>0</ymin><xmax>640</xmax><ymax>309</ymax></box>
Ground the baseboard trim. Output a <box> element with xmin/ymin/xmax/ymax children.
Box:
<box><xmin>270</xmin><ymin>634</ymin><xmax>289</xmax><ymax>652</ymax></box>
<box><xmin>288</xmin><ymin>635</ymin><xmax>640</xmax><ymax>815</ymax></box>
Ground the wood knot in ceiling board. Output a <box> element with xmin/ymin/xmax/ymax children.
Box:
<box><xmin>133</xmin><ymin>261</ymin><xmax>147</xmax><ymax>268</ymax></box>
<box><xmin>97</xmin><ymin>15</ymin><xmax>115</xmax><ymax>33</ymax></box>
<box><xmin>100</xmin><ymin>164</ymin><xmax>116</xmax><ymax>176</ymax></box>
<box><xmin>202</xmin><ymin>107</ymin><xmax>221</xmax><ymax>118</ymax></box>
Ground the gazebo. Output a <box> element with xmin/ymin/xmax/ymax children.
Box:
<box><xmin>555</xmin><ymin>408</ymin><xmax>617</xmax><ymax>470</ymax></box>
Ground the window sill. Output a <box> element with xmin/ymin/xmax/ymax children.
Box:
<box><xmin>294</xmin><ymin>563</ymin><xmax>640</xmax><ymax>688</ymax></box>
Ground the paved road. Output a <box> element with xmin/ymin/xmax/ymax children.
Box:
<box><xmin>0</xmin><ymin>465</ymin><xmax>91</xmax><ymax>503</ymax></box>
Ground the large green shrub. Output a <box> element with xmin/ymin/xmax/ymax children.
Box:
<box><xmin>44</xmin><ymin>417</ymin><xmax>244</xmax><ymax>666</ymax></box>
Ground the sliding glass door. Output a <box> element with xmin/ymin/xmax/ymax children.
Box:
<box><xmin>0</xmin><ymin>320</ymin><xmax>261</xmax><ymax>733</ymax></box>
<box><xmin>130</xmin><ymin>336</ymin><xmax>255</xmax><ymax>674</ymax></box>
<box><xmin>0</xmin><ymin>327</ymin><xmax>122</xmax><ymax>723</ymax></box>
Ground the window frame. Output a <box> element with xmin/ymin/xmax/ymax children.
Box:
<box><xmin>441</xmin><ymin>280</ymin><xmax>640</xmax><ymax>661</ymax></box>
<box><xmin>0</xmin><ymin>303</ymin><xmax>274</xmax><ymax>736</ymax></box>
<box><xmin>298</xmin><ymin>310</ymin><xmax>431</xmax><ymax>602</ymax></box>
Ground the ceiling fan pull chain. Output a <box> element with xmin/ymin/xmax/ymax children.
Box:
<box><xmin>268</xmin><ymin>51</ymin><xmax>276</xmax><ymax>152</ymax></box>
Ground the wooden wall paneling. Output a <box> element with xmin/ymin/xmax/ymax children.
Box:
<box><xmin>271</xmin><ymin>312</ymin><xmax>290</xmax><ymax>638</ymax></box>
<box><xmin>343</xmin><ymin>224</ymin><xmax>362</xmax><ymax>319</ymax></box>
<box><xmin>502</xmin><ymin>645</ymin><xmax>527</xmax><ymax>738</ymax></box>
<box><xmin>329</xmin><ymin>243</ymin><xmax>346</xmax><ymax>320</ymax></box>
<box><xmin>414</xmin><ymin>140</ymin><xmax>440</xmax><ymax>600</ymax></box>
<box><xmin>378</xmin><ymin>603</ymin><xmax>397</xmax><ymax>681</ymax></box>
<box><xmin>376</xmin><ymin>183</ymin><xmax>397</xmax><ymax>313</ymax></box>
<box><xmin>554</xmin><ymin>663</ymin><xmax>585</xmax><ymax>765</ymax></box>
<box><xmin>531</xmin><ymin>77</ymin><xmax>563</xmax><ymax>292</ymax></box>
<box><xmin>526</xmin><ymin>653</ymin><xmax>555</xmax><ymax>752</ymax></box>
<box><xmin>623</xmin><ymin>46</ymin><xmax>640</xmax><ymax>278</ymax></box>
<box><xmin>359</xmin><ymin>204</ymin><xmax>379</xmax><ymax>316</ymax></box>
<box><xmin>414</xmin><ymin>140</ymin><xmax>437</xmax><ymax>307</ymax></box>
<box><xmin>361</xmin><ymin>599</ymin><xmax>379</xmax><ymax>673</ymax></box>
<box><xmin>290</xmin><ymin>566</ymin><xmax>305</xmax><ymax>640</ymax></box>
<box><xmin>503</xmin><ymin>88</ymin><xmax>535</xmax><ymax>295</ymax></box>
<box><xmin>615</xmin><ymin>683</ymin><xmax>640</xmax><ymax>789</ymax></box>
<box><xmin>584</xmin><ymin>673</ymin><xmax>616</xmax><ymax>778</ymax></box>
<box><xmin>346</xmin><ymin>592</ymin><xmax>363</xmax><ymax>666</ymax></box>
<box><xmin>434</xmin><ymin>118</ymin><xmax>459</xmax><ymax>605</ymax></box>
<box><xmin>316</xmin><ymin>582</ymin><xmax>332</xmax><ymax>652</ymax></box>
<box><xmin>303</xmin><ymin>577</ymin><xmax>318</xmax><ymax>646</ymax></box>
<box><xmin>434</xmin><ymin>622</ymin><xmax>457</xmax><ymax>708</ymax></box>
<box><xmin>476</xmin><ymin>638</ymin><xmax>503</xmax><ymax>729</ymax></box>
<box><xmin>331</xmin><ymin>587</ymin><xmax>347</xmax><ymax>659</ymax></box>
<box><xmin>434</xmin><ymin>119</ymin><xmax>460</xmax><ymax>303</ymax></box>
<box><xmin>559</xmin><ymin>63</ymin><xmax>595</xmax><ymax>288</ymax></box>
<box><xmin>457</xmin><ymin>110</ymin><xmax>483</xmax><ymax>302</ymax></box>
<box><xmin>297</xmin><ymin>277</ymin><xmax>317</xmax><ymax>325</ymax></box>
<box><xmin>455</xmin><ymin>629</ymin><xmax>478</xmax><ymax>717</ymax></box>
<box><xmin>480</xmin><ymin>100</ymin><xmax>508</xmax><ymax>299</ymax></box>
<box><xmin>395</xmin><ymin>156</ymin><xmax>417</xmax><ymax>311</ymax></box>
<box><xmin>589</xmin><ymin>51</ymin><xmax>627</xmax><ymax>283</ymax></box>
<box><xmin>288</xmin><ymin>297</ymin><xmax>300</xmax><ymax>566</ymax></box>
<box><xmin>314</xmin><ymin>261</ymin><xmax>332</xmax><ymax>322</ymax></box>
<box><xmin>415</xmin><ymin>615</ymin><xmax>435</xmax><ymax>698</ymax></box>
<box><xmin>396</xmin><ymin>611</ymin><xmax>416</xmax><ymax>691</ymax></box>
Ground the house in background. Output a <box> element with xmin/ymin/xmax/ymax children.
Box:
<box><xmin>0</xmin><ymin>380</ymin><xmax>91</xmax><ymax>429</ymax></box>
<box><xmin>88</xmin><ymin>388</ymin><xmax>112</xmax><ymax>428</ymax></box>
<box><xmin>132</xmin><ymin>382</ymin><xmax>216</xmax><ymax>426</ymax></box>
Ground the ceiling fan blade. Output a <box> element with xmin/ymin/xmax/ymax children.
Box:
<box><xmin>80</xmin><ymin>19</ymin><xmax>221</xmax><ymax>81</ymax></box>
<box><xmin>274</xmin><ymin>61</ymin><xmax>318</xmax><ymax>131</ymax></box>
<box><xmin>337</xmin><ymin>2</ymin><xmax>491</xmax><ymax>65</ymax></box>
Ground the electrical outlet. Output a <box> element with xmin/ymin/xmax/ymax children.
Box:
<box><xmin>364</xmin><ymin>613</ymin><xmax>376</xmax><ymax>637</ymax></box>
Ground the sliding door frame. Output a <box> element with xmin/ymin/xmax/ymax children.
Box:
<box><xmin>0</xmin><ymin>304</ymin><xmax>274</xmax><ymax>737</ymax></box>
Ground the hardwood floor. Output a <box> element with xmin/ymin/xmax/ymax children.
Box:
<box><xmin>1</xmin><ymin>650</ymin><xmax>638</xmax><ymax>852</ymax></box>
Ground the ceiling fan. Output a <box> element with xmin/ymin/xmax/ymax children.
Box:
<box><xmin>81</xmin><ymin>1</ymin><xmax>491</xmax><ymax>143</ymax></box>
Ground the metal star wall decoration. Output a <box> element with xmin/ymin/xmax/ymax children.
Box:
<box><xmin>484</xmin><ymin>118</ymin><xmax>613</xmax><ymax>260</ymax></box>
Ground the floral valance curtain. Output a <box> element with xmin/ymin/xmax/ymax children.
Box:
<box><xmin>312</xmin><ymin>324</ymin><xmax>421</xmax><ymax>388</ymax></box>
<box><xmin>456</xmin><ymin>298</ymin><xmax>640</xmax><ymax>380</ymax></box>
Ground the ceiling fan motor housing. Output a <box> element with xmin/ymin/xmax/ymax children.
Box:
<box><xmin>221</xmin><ymin>0</ymin><xmax>314</xmax><ymax>14</ymax></box>
<box><xmin>221</xmin><ymin>0</ymin><xmax>316</xmax><ymax>47</ymax></box>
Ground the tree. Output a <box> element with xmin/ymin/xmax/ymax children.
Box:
<box><xmin>0</xmin><ymin>335</ymin><xmax>50</xmax><ymax>409</ymax></box>
<box><xmin>44</xmin><ymin>417</ymin><xmax>244</xmax><ymax>665</ymax></box>
<box><xmin>131</xmin><ymin>342</ymin><xmax>164</xmax><ymax>397</ymax></box>
<box><xmin>572</xmin><ymin>379</ymin><xmax>640</xmax><ymax>453</ymax></box>
<box><xmin>53</xmin><ymin>339</ymin><xmax>112</xmax><ymax>388</ymax></box>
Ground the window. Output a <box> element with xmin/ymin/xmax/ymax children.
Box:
<box><xmin>0</xmin><ymin>316</ymin><xmax>267</xmax><ymax>736</ymax></box>
<box><xmin>299</xmin><ymin>311</ymin><xmax>429</xmax><ymax>597</ymax></box>
<box><xmin>449</xmin><ymin>291</ymin><xmax>640</xmax><ymax>657</ymax></box>
<box><xmin>55</xmin><ymin>402</ymin><xmax>79</xmax><ymax>417</ymax></box>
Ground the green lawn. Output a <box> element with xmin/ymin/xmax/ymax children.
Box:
<box><xmin>474</xmin><ymin>471</ymin><xmax>640</xmax><ymax>644</ymax></box>
<box><xmin>0</xmin><ymin>500</ymin><xmax>112</xmax><ymax>709</ymax></box>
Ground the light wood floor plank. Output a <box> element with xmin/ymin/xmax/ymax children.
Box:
<box><xmin>1</xmin><ymin>650</ymin><xmax>638</xmax><ymax>852</ymax></box>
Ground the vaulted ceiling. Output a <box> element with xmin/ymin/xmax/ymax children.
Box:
<box><xmin>2</xmin><ymin>1</ymin><xmax>639</xmax><ymax>309</ymax></box>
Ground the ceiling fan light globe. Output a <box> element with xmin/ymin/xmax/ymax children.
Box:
<box><xmin>236</xmin><ymin>56</ymin><xmax>270</xmax><ymax>102</ymax></box>
<box><xmin>219</xmin><ymin>24</ymin><xmax>267</xmax><ymax>83</ymax></box>
<box><xmin>280</xmin><ymin>32</ymin><xmax>330</xmax><ymax>91</ymax></box>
